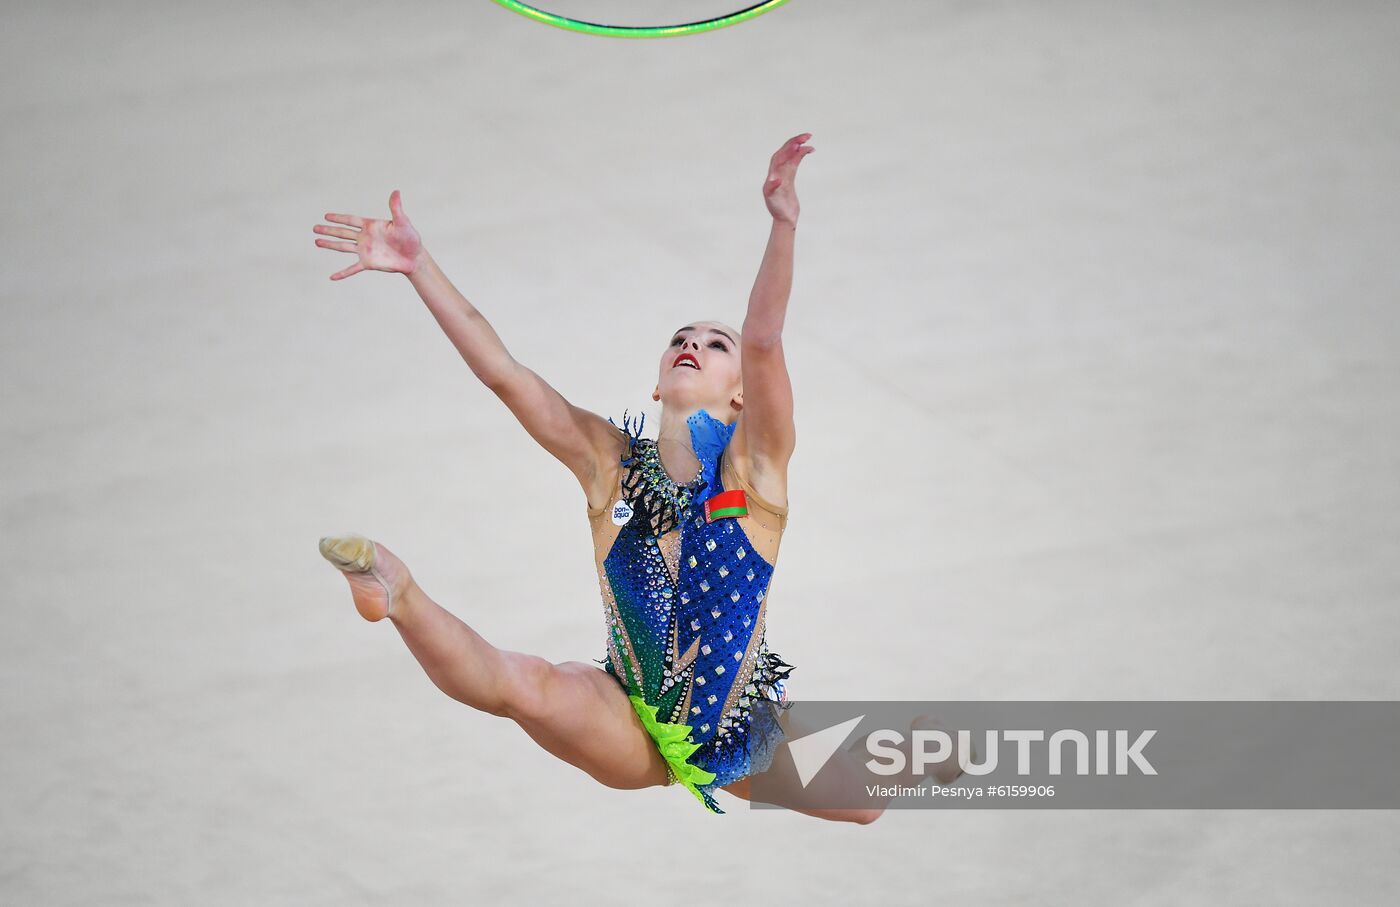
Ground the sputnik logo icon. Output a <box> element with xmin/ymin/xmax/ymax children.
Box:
<box><xmin>785</xmin><ymin>715</ymin><xmax>865</xmax><ymax>788</ymax></box>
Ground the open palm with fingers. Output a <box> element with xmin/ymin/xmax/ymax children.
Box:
<box><xmin>313</xmin><ymin>189</ymin><xmax>423</xmax><ymax>280</ymax></box>
<box><xmin>762</xmin><ymin>132</ymin><xmax>814</xmax><ymax>225</ymax></box>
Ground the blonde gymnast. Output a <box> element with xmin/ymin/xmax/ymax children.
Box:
<box><xmin>312</xmin><ymin>133</ymin><xmax>964</xmax><ymax>820</ymax></box>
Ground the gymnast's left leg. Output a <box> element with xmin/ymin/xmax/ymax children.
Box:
<box><xmin>721</xmin><ymin>714</ymin><xmax>971</xmax><ymax>824</ymax></box>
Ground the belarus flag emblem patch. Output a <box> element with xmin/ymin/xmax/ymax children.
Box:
<box><xmin>703</xmin><ymin>489</ymin><xmax>749</xmax><ymax>522</ymax></box>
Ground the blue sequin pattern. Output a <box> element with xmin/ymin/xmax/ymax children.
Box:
<box><xmin>596</xmin><ymin>407</ymin><xmax>794</xmax><ymax>813</ymax></box>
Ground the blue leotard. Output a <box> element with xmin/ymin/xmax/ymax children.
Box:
<box><xmin>586</xmin><ymin>408</ymin><xmax>794</xmax><ymax>813</ymax></box>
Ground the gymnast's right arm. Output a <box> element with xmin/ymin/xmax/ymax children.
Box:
<box><xmin>410</xmin><ymin>254</ymin><xmax>623</xmax><ymax>501</ymax></box>
<box><xmin>313</xmin><ymin>191</ymin><xmax>624</xmax><ymax>503</ymax></box>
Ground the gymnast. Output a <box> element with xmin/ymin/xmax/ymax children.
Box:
<box><xmin>312</xmin><ymin>133</ymin><xmax>965</xmax><ymax>820</ymax></box>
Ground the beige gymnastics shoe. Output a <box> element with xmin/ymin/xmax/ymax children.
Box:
<box><xmin>318</xmin><ymin>533</ymin><xmax>410</xmax><ymax>622</ymax></box>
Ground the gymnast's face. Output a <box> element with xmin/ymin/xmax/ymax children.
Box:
<box><xmin>655</xmin><ymin>321</ymin><xmax>743</xmax><ymax>417</ymax></box>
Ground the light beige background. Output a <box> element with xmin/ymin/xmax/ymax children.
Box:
<box><xmin>3</xmin><ymin>0</ymin><xmax>1398</xmax><ymax>903</ymax></box>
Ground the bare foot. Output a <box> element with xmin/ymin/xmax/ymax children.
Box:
<box><xmin>318</xmin><ymin>533</ymin><xmax>414</xmax><ymax>622</ymax></box>
<box><xmin>911</xmin><ymin>715</ymin><xmax>978</xmax><ymax>785</ymax></box>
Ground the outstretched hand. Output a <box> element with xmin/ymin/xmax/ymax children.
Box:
<box><xmin>313</xmin><ymin>189</ymin><xmax>424</xmax><ymax>280</ymax></box>
<box><xmin>762</xmin><ymin>132</ymin><xmax>814</xmax><ymax>225</ymax></box>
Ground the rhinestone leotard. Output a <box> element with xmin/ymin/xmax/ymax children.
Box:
<box><xmin>587</xmin><ymin>408</ymin><xmax>794</xmax><ymax>813</ymax></box>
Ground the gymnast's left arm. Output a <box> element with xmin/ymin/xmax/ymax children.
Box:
<box><xmin>736</xmin><ymin>132</ymin><xmax>815</xmax><ymax>466</ymax></box>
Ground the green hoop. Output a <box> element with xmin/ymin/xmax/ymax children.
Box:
<box><xmin>488</xmin><ymin>0</ymin><xmax>793</xmax><ymax>38</ymax></box>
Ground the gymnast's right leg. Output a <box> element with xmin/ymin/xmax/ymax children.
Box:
<box><xmin>318</xmin><ymin>534</ymin><xmax>670</xmax><ymax>792</ymax></box>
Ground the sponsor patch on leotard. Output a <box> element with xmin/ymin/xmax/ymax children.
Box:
<box><xmin>611</xmin><ymin>499</ymin><xmax>634</xmax><ymax>526</ymax></box>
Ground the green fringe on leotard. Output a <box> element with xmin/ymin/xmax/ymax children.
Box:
<box><xmin>627</xmin><ymin>694</ymin><xmax>718</xmax><ymax>809</ymax></box>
